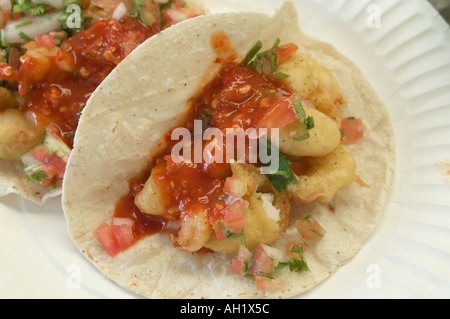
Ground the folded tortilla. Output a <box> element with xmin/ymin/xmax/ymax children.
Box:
<box><xmin>0</xmin><ymin>0</ymin><xmax>206</xmax><ymax>205</ymax></box>
<box><xmin>0</xmin><ymin>160</ymin><xmax>61</xmax><ymax>204</ymax></box>
<box><xmin>62</xmin><ymin>1</ymin><xmax>395</xmax><ymax>298</ymax></box>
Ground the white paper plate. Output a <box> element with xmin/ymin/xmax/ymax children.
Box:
<box><xmin>1</xmin><ymin>0</ymin><xmax>449</xmax><ymax>299</ymax></box>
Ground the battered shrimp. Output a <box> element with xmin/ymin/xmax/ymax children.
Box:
<box><xmin>174</xmin><ymin>209</ymin><xmax>212</xmax><ymax>253</ymax></box>
<box><xmin>278</xmin><ymin>106</ymin><xmax>341</xmax><ymax>158</ymax></box>
<box><xmin>0</xmin><ymin>108</ymin><xmax>45</xmax><ymax>161</ymax></box>
<box><xmin>134</xmin><ymin>160</ymin><xmax>166</xmax><ymax>217</ymax></box>
<box><xmin>288</xmin><ymin>145</ymin><xmax>356</xmax><ymax>203</ymax></box>
<box><xmin>0</xmin><ymin>87</ymin><xmax>19</xmax><ymax>110</ymax></box>
<box><xmin>204</xmin><ymin>163</ymin><xmax>290</xmax><ymax>254</ymax></box>
<box><xmin>277</xmin><ymin>53</ymin><xmax>346</xmax><ymax>127</ymax></box>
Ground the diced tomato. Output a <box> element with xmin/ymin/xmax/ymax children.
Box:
<box><xmin>256</xmin><ymin>97</ymin><xmax>299</xmax><ymax>130</ymax></box>
<box><xmin>93</xmin><ymin>222</ymin><xmax>136</xmax><ymax>257</ymax></box>
<box><xmin>163</xmin><ymin>7</ymin><xmax>205</xmax><ymax>27</ymax></box>
<box><xmin>247</xmin><ymin>244</ymin><xmax>274</xmax><ymax>276</ymax></box>
<box><xmin>341</xmin><ymin>118</ymin><xmax>364</xmax><ymax>144</ymax></box>
<box><xmin>214</xmin><ymin>198</ymin><xmax>248</xmax><ymax>239</ymax></box>
<box><xmin>285</xmin><ymin>241</ymin><xmax>307</xmax><ymax>258</ymax></box>
<box><xmin>214</xmin><ymin>229</ymin><xmax>228</xmax><ymax>240</ymax></box>
<box><xmin>112</xmin><ymin>224</ymin><xmax>136</xmax><ymax>251</ymax></box>
<box><xmin>223</xmin><ymin>176</ymin><xmax>247</xmax><ymax>198</ymax></box>
<box><xmin>35</xmin><ymin>35</ymin><xmax>56</xmax><ymax>50</ymax></box>
<box><xmin>93</xmin><ymin>223</ymin><xmax>121</xmax><ymax>257</ymax></box>
<box><xmin>295</xmin><ymin>216</ymin><xmax>327</xmax><ymax>241</ymax></box>
<box><xmin>255</xmin><ymin>276</ymin><xmax>283</xmax><ymax>292</ymax></box>
<box><xmin>30</xmin><ymin>147</ymin><xmax>67</xmax><ymax>180</ymax></box>
<box><xmin>276</xmin><ymin>42</ymin><xmax>298</xmax><ymax>63</ymax></box>
<box><xmin>222</xmin><ymin>199</ymin><xmax>248</xmax><ymax>233</ymax></box>
<box><xmin>231</xmin><ymin>259</ymin><xmax>243</xmax><ymax>275</ymax></box>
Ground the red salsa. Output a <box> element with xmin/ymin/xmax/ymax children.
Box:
<box><xmin>23</xmin><ymin>18</ymin><xmax>154</xmax><ymax>141</ymax></box>
<box><xmin>113</xmin><ymin>44</ymin><xmax>300</xmax><ymax>244</ymax></box>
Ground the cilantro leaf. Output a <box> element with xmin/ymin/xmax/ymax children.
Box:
<box><xmin>130</xmin><ymin>0</ymin><xmax>145</xmax><ymax>22</ymax></box>
<box><xmin>30</xmin><ymin>170</ymin><xmax>48</xmax><ymax>182</ymax></box>
<box><xmin>244</xmin><ymin>40</ymin><xmax>262</xmax><ymax>65</ymax></box>
<box><xmin>262</xmin><ymin>139</ymin><xmax>298</xmax><ymax>192</ymax></box>
<box><xmin>273</xmin><ymin>244</ymin><xmax>310</xmax><ymax>275</ymax></box>
<box><xmin>12</xmin><ymin>0</ymin><xmax>47</xmax><ymax>16</ymax></box>
<box><xmin>226</xmin><ymin>230</ymin><xmax>246</xmax><ymax>244</ymax></box>
<box><xmin>245</xmin><ymin>38</ymin><xmax>289</xmax><ymax>78</ymax></box>
<box><xmin>18</xmin><ymin>31</ymin><xmax>32</xmax><ymax>42</ymax></box>
<box><xmin>293</xmin><ymin>99</ymin><xmax>315</xmax><ymax>141</ymax></box>
<box><xmin>288</xmin><ymin>245</ymin><xmax>310</xmax><ymax>272</ymax></box>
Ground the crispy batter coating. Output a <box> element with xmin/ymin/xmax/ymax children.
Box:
<box><xmin>278</xmin><ymin>53</ymin><xmax>346</xmax><ymax>127</ymax></box>
<box><xmin>288</xmin><ymin>145</ymin><xmax>356</xmax><ymax>203</ymax></box>
<box><xmin>204</xmin><ymin>163</ymin><xmax>290</xmax><ymax>253</ymax></box>
<box><xmin>0</xmin><ymin>109</ymin><xmax>44</xmax><ymax>161</ymax></box>
<box><xmin>278</xmin><ymin>106</ymin><xmax>341</xmax><ymax>157</ymax></box>
<box><xmin>0</xmin><ymin>87</ymin><xmax>19</xmax><ymax>111</ymax></box>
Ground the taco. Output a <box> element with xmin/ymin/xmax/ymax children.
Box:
<box><xmin>62</xmin><ymin>1</ymin><xmax>395</xmax><ymax>298</ymax></box>
<box><xmin>0</xmin><ymin>0</ymin><xmax>205</xmax><ymax>204</ymax></box>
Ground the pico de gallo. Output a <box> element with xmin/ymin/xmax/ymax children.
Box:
<box><xmin>0</xmin><ymin>0</ymin><xmax>204</xmax><ymax>188</ymax></box>
<box><xmin>92</xmin><ymin>33</ymin><xmax>355</xmax><ymax>292</ymax></box>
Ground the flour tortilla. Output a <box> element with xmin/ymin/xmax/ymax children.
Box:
<box><xmin>62</xmin><ymin>1</ymin><xmax>395</xmax><ymax>298</ymax></box>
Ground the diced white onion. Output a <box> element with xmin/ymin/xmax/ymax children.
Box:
<box><xmin>4</xmin><ymin>12</ymin><xmax>64</xmax><ymax>44</ymax></box>
<box><xmin>262</xmin><ymin>244</ymin><xmax>287</xmax><ymax>262</ymax></box>
<box><xmin>112</xmin><ymin>2</ymin><xmax>127</xmax><ymax>21</ymax></box>
<box><xmin>112</xmin><ymin>217</ymin><xmax>135</xmax><ymax>228</ymax></box>
<box><xmin>260</xmin><ymin>193</ymin><xmax>280</xmax><ymax>222</ymax></box>
<box><xmin>166</xmin><ymin>9</ymin><xmax>187</xmax><ymax>23</ymax></box>
<box><xmin>164</xmin><ymin>220</ymin><xmax>181</xmax><ymax>232</ymax></box>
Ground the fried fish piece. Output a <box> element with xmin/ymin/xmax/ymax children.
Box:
<box><xmin>278</xmin><ymin>106</ymin><xmax>341</xmax><ymax>158</ymax></box>
<box><xmin>288</xmin><ymin>145</ymin><xmax>356</xmax><ymax>203</ymax></box>
<box><xmin>0</xmin><ymin>109</ymin><xmax>44</xmax><ymax>161</ymax></box>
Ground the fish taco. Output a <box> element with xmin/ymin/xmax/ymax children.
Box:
<box><xmin>0</xmin><ymin>0</ymin><xmax>205</xmax><ymax>203</ymax></box>
<box><xmin>62</xmin><ymin>1</ymin><xmax>395</xmax><ymax>298</ymax></box>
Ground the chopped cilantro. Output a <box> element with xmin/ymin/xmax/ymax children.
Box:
<box><xmin>273</xmin><ymin>245</ymin><xmax>310</xmax><ymax>275</ymax></box>
<box><xmin>18</xmin><ymin>31</ymin><xmax>32</xmax><ymax>42</ymax></box>
<box><xmin>226</xmin><ymin>230</ymin><xmax>246</xmax><ymax>244</ymax></box>
<box><xmin>30</xmin><ymin>170</ymin><xmax>48</xmax><ymax>182</ymax></box>
<box><xmin>293</xmin><ymin>99</ymin><xmax>315</xmax><ymax>141</ymax></box>
<box><xmin>245</xmin><ymin>38</ymin><xmax>289</xmax><ymax>78</ymax></box>
<box><xmin>244</xmin><ymin>40</ymin><xmax>262</xmax><ymax>65</ymax></box>
<box><xmin>14</xmin><ymin>19</ymin><xmax>33</xmax><ymax>29</ymax></box>
<box><xmin>12</xmin><ymin>0</ymin><xmax>47</xmax><ymax>16</ymax></box>
<box><xmin>262</xmin><ymin>140</ymin><xmax>298</xmax><ymax>193</ymax></box>
<box><xmin>242</xmin><ymin>258</ymin><xmax>255</xmax><ymax>273</ymax></box>
<box><xmin>0</xmin><ymin>29</ymin><xmax>8</xmax><ymax>48</ymax></box>
<box><xmin>130</xmin><ymin>0</ymin><xmax>145</xmax><ymax>22</ymax></box>
<box><xmin>23</xmin><ymin>163</ymin><xmax>40</xmax><ymax>173</ymax></box>
<box><xmin>65</xmin><ymin>132</ymin><xmax>76</xmax><ymax>139</ymax></box>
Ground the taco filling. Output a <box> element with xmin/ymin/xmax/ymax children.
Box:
<box><xmin>62</xmin><ymin>2</ymin><xmax>394</xmax><ymax>298</ymax></box>
<box><xmin>92</xmin><ymin>32</ymin><xmax>365</xmax><ymax>291</ymax></box>
<box><xmin>0</xmin><ymin>0</ymin><xmax>204</xmax><ymax>201</ymax></box>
